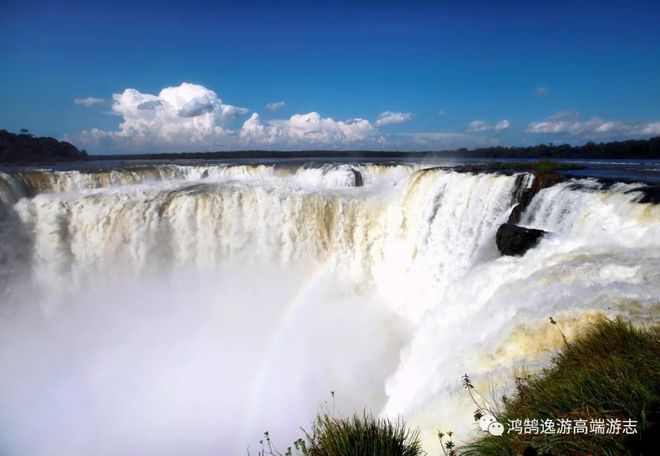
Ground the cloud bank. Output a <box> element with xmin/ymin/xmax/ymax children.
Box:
<box><xmin>77</xmin><ymin>83</ymin><xmax>382</xmax><ymax>150</ymax></box>
<box><xmin>71</xmin><ymin>83</ymin><xmax>660</xmax><ymax>152</ymax></box>
<box><xmin>527</xmin><ymin>111</ymin><xmax>660</xmax><ymax>140</ymax></box>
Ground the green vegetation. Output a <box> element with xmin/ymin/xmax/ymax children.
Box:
<box><xmin>486</xmin><ymin>159</ymin><xmax>584</xmax><ymax>173</ymax></box>
<box><xmin>461</xmin><ymin>318</ymin><xmax>660</xmax><ymax>456</ymax></box>
<box><xmin>255</xmin><ymin>412</ymin><xmax>423</xmax><ymax>456</ymax></box>
<box><xmin>0</xmin><ymin>129</ymin><xmax>88</xmax><ymax>163</ymax></box>
<box><xmin>304</xmin><ymin>413</ymin><xmax>423</xmax><ymax>456</ymax></box>
<box><xmin>454</xmin><ymin>137</ymin><xmax>660</xmax><ymax>160</ymax></box>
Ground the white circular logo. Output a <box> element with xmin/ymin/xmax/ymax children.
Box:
<box><xmin>478</xmin><ymin>414</ymin><xmax>496</xmax><ymax>431</ymax></box>
<box><xmin>488</xmin><ymin>421</ymin><xmax>505</xmax><ymax>436</ymax></box>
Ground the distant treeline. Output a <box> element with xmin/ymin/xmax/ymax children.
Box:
<box><xmin>455</xmin><ymin>137</ymin><xmax>660</xmax><ymax>159</ymax></box>
<box><xmin>0</xmin><ymin>130</ymin><xmax>88</xmax><ymax>163</ymax></box>
<box><xmin>1</xmin><ymin>128</ymin><xmax>659</xmax><ymax>163</ymax></box>
<box><xmin>94</xmin><ymin>137</ymin><xmax>660</xmax><ymax>161</ymax></box>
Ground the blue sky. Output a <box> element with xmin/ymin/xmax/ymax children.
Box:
<box><xmin>1</xmin><ymin>0</ymin><xmax>659</xmax><ymax>153</ymax></box>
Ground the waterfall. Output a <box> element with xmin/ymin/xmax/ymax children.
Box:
<box><xmin>383</xmin><ymin>177</ymin><xmax>660</xmax><ymax>445</ymax></box>
<box><xmin>0</xmin><ymin>163</ymin><xmax>657</xmax><ymax>454</ymax></box>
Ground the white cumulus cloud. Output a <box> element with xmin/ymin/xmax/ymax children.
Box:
<box><xmin>535</xmin><ymin>86</ymin><xmax>548</xmax><ymax>96</ymax></box>
<box><xmin>74</xmin><ymin>97</ymin><xmax>105</xmax><ymax>107</ymax></box>
<box><xmin>240</xmin><ymin>112</ymin><xmax>379</xmax><ymax>147</ymax></box>
<box><xmin>265</xmin><ymin>101</ymin><xmax>286</xmax><ymax>111</ymax></box>
<box><xmin>375</xmin><ymin>111</ymin><xmax>414</xmax><ymax>127</ymax></box>
<box><xmin>78</xmin><ymin>83</ymin><xmax>248</xmax><ymax>148</ymax></box>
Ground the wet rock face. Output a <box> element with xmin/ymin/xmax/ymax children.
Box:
<box><xmin>496</xmin><ymin>223</ymin><xmax>547</xmax><ymax>256</ymax></box>
<box><xmin>508</xmin><ymin>172</ymin><xmax>566</xmax><ymax>224</ymax></box>
<box><xmin>351</xmin><ymin>169</ymin><xmax>364</xmax><ymax>187</ymax></box>
<box><xmin>632</xmin><ymin>184</ymin><xmax>660</xmax><ymax>204</ymax></box>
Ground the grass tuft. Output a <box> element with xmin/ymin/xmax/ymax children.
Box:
<box><xmin>303</xmin><ymin>412</ymin><xmax>423</xmax><ymax>456</ymax></box>
<box><xmin>254</xmin><ymin>412</ymin><xmax>423</xmax><ymax>456</ymax></box>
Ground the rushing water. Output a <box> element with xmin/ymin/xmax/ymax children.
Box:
<box><xmin>0</xmin><ymin>162</ymin><xmax>658</xmax><ymax>455</ymax></box>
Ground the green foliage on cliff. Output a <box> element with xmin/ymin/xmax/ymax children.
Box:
<box><xmin>462</xmin><ymin>318</ymin><xmax>660</xmax><ymax>456</ymax></box>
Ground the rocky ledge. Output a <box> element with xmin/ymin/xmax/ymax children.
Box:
<box><xmin>508</xmin><ymin>172</ymin><xmax>567</xmax><ymax>224</ymax></box>
<box><xmin>496</xmin><ymin>223</ymin><xmax>547</xmax><ymax>256</ymax></box>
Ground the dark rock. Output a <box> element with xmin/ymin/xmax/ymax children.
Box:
<box><xmin>496</xmin><ymin>223</ymin><xmax>547</xmax><ymax>256</ymax></box>
<box><xmin>351</xmin><ymin>169</ymin><xmax>364</xmax><ymax>187</ymax></box>
<box><xmin>629</xmin><ymin>184</ymin><xmax>660</xmax><ymax>204</ymax></box>
<box><xmin>508</xmin><ymin>172</ymin><xmax>566</xmax><ymax>224</ymax></box>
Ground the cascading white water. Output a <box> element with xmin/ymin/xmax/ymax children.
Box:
<box><xmin>0</xmin><ymin>163</ymin><xmax>658</xmax><ymax>454</ymax></box>
<box><xmin>383</xmin><ymin>177</ymin><xmax>660</xmax><ymax>446</ymax></box>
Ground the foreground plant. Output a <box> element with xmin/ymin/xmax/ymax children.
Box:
<box><xmin>253</xmin><ymin>411</ymin><xmax>422</xmax><ymax>456</ymax></box>
<box><xmin>303</xmin><ymin>412</ymin><xmax>423</xmax><ymax>456</ymax></box>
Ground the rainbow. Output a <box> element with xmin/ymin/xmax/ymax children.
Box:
<box><xmin>239</xmin><ymin>258</ymin><xmax>337</xmax><ymax>449</ymax></box>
